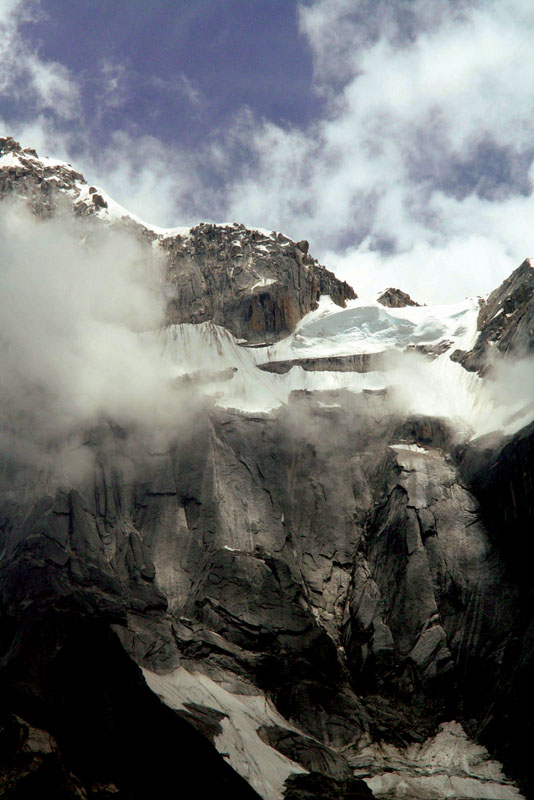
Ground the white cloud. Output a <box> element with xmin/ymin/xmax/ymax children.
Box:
<box><xmin>213</xmin><ymin>0</ymin><xmax>534</xmax><ymax>301</ymax></box>
<box><xmin>150</xmin><ymin>73</ymin><xmax>206</xmax><ymax>113</ymax></box>
<box><xmin>322</xmin><ymin>234</ymin><xmax>516</xmax><ymax>305</ymax></box>
<box><xmin>25</xmin><ymin>54</ymin><xmax>81</xmax><ymax>118</ymax></box>
<box><xmin>3</xmin><ymin>0</ymin><xmax>534</xmax><ymax>304</ymax></box>
<box><xmin>98</xmin><ymin>59</ymin><xmax>129</xmax><ymax>110</ymax></box>
<box><xmin>0</xmin><ymin>118</ymin><xmax>205</xmax><ymax>229</ymax></box>
<box><xmin>179</xmin><ymin>73</ymin><xmax>203</xmax><ymax>108</ymax></box>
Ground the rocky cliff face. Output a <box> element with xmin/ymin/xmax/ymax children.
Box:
<box><xmin>0</xmin><ymin>139</ymin><xmax>533</xmax><ymax>800</ymax></box>
<box><xmin>451</xmin><ymin>259</ymin><xmax>534</xmax><ymax>373</ymax></box>
<box><xmin>161</xmin><ymin>223</ymin><xmax>355</xmax><ymax>342</ymax></box>
<box><xmin>376</xmin><ymin>288</ymin><xmax>420</xmax><ymax>308</ymax></box>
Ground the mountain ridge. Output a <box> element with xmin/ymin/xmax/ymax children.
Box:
<box><xmin>0</xmin><ymin>136</ymin><xmax>533</xmax><ymax>800</ymax></box>
<box><xmin>0</xmin><ymin>136</ymin><xmax>356</xmax><ymax>344</ymax></box>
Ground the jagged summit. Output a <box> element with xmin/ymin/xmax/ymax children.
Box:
<box><xmin>376</xmin><ymin>287</ymin><xmax>420</xmax><ymax>308</ymax></box>
<box><xmin>451</xmin><ymin>257</ymin><xmax>534</xmax><ymax>373</ymax></box>
<box><xmin>0</xmin><ymin>135</ymin><xmax>85</xmax><ymax>217</ymax></box>
<box><xmin>0</xmin><ymin>136</ymin><xmax>356</xmax><ymax>343</ymax></box>
<box><xmin>160</xmin><ymin>221</ymin><xmax>356</xmax><ymax>342</ymax></box>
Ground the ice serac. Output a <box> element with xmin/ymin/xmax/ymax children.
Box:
<box><xmin>0</xmin><ymin>138</ymin><xmax>533</xmax><ymax>799</ymax></box>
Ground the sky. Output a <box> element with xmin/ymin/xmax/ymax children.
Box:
<box><xmin>2</xmin><ymin>0</ymin><xmax>534</xmax><ymax>302</ymax></box>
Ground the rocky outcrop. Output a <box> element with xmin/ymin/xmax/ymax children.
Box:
<box><xmin>161</xmin><ymin>223</ymin><xmax>356</xmax><ymax>342</ymax></box>
<box><xmin>283</xmin><ymin>772</ymin><xmax>374</xmax><ymax>800</ymax></box>
<box><xmin>407</xmin><ymin>339</ymin><xmax>452</xmax><ymax>358</ymax></box>
<box><xmin>451</xmin><ymin>259</ymin><xmax>534</xmax><ymax>373</ymax></box>
<box><xmin>0</xmin><ymin>136</ymin><xmax>84</xmax><ymax>218</ymax></box>
<box><xmin>351</xmin><ymin>721</ymin><xmax>523</xmax><ymax>800</ymax></box>
<box><xmin>0</xmin><ymin>714</ymin><xmax>87</xmax><ymax>799</ymax></box>
<box><xmin>377</xmin><ymin>288</ymin><xmax>420</xmax><ymax>308</ymax></box>
<box><xmin>257</xmin><ymin>353</ymin><xmax>387</xmax><ymax>374</ymax></box>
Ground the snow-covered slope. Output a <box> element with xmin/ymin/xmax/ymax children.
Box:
<box><xmin>353</xmin><ymin>722</ymin><xmax>523</xmax><ymax>800</ymax></box>
<box><xmin>149</xmin><ymin>294</ymin><xmax>532</xmax><ymax>439</ymax></box>
<box><xmin>143</xmin><ymin>667</ymin><xmax>306</xmax><ymax>800</ymax></box>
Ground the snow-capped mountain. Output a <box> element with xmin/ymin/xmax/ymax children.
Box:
<box><xmin>0</xmin><ymin>137</ymin><xmax>533</xmax><ymax>800</ymax></box>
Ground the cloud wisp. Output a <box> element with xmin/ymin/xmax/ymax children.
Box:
<box><xmin>0</xmin><ymin>0</ymin><xmax>81</xmax><ymax>120</ymax></box>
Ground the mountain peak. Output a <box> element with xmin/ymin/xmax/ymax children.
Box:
<box><xmin>377</xmin><ymin>287</ymin><xmax>420</xmax><ymax>308</ymax></box>
<box><xmin>451</xmin><ymin>255</ymin><xmax>534</xmax><ymax>373</ymax></box>
<box><xmin>0</xmin><ymin>137</ymin><xmax>356</xmax><ymax>343</ymax></box>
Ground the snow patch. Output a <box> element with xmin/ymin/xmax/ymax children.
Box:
<box><xmin>143</xmin><ymin>667</ymin><xmax>306</xmax><ymax>800</ymax></box>
<box><xmin>251</xmin><ymin>277</ymin><xmax>276</xmax><ymax>290</ymax></box>
<box><xmin>145</xmin><ymin>311</ymin><xmax>532</xmax><ymax>439</ymax></box>
<box><xmin>354</xmin><ymin>721</ymin><xmax>524</xmax><ymax>800</ymax></box>
<box><xmin>87</xmin><ymin>188</ymin><xmax>192</xmax><ymax>236</ymax></box>
<box><xmin>391</xmin><ymin>443</ymin><xmax>428</xmax><ymax>453</ymax></box>
<box><xmin>38</xmin><ymin>154</ymin><xmax>77</xmax><ymax>170</ymax></box>
<box><xmin>0</xmin><ymin>152</ymin><xmax>22</xmax><ymax>168</ymax></box>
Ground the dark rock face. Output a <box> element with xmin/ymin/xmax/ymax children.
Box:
<box><xmin>162</xmin><ymin>223</ymin><xmax>356</xmax><ymax>342</ymax></box>
<box><xmin>283</xmin><ymin>771</ymin><xmax>374</xmax><ymax>800</ymax></box>
<box><xmin>0</xmin><ymin>395</ymin><xmax>529</xmax><ymax>797</ymax></box>
<box><xmin>0</xmin><ymin>714</ymin><xmax>86</xmax><ymax>799</ymax></box>
<box><xmin>0</xmin><ymin>604</ymin><xmax>261</xmax><ymax>799</ymax></box>
<box><xmin>451</xmin><ymin>259</ymin><xmax>534</xmax><ymax>373</ymax></box>
<box><xmin>458</xmin><ymin>422</ymin><xmax>534</xmax><ymax>798</ymax></box>
<box><xmin>377</xmin><ymin>288</ymin><xmax>420</xmax><ymax>308</ymax></box>
<box><xmin>258</xmin><ymin>725</ymin><xmax>353</xmax><ymax>779</ymax></box>
<box><xmin>257</xmin><ymin>353</ymin><xmax>387</xmax><ymax>374</ymax></box>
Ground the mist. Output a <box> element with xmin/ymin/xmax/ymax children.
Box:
<box><xmin>0</xmin><ymin>202</ymin><xmax>195</xmax><ymax>485</ymax></box>
<box><xmin>383</xmin><ymin>346</ymin><xmax>534</xmax><ymax>440</ymax></box>
<box><xmin>1</xmin><ymin>196</ymin><xmax>532</xmax><ymax>498</ymax></box>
